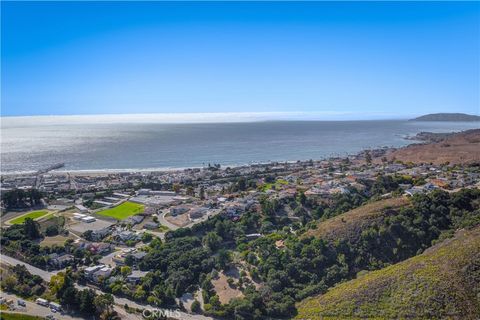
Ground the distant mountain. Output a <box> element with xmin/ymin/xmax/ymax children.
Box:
<box><xmin>410</xmin><ymin>113</ymin><xmax>480</xmax><ymax>121</ymax></box>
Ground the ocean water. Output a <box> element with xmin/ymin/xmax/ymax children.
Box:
<box><xmin>1</xmin><ymin>116</ymin><xmax>478</xmax><ymax>173</ymax></box>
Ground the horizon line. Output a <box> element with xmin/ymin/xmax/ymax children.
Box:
<box><xmin>0</xmin><ymin>111</ymin><xmax>417</xmax><ymax>125</ymax></box>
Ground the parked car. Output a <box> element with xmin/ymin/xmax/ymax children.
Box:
<box><xmin>35</xmin><ymin>298</ymin><xmax>49</xmax><ymax>306</ymax></box>
<box><xmin>49</xmin><ymin>302</ymin><xmax>62</xmax><ymax>312</ymax></box>
<box><xmin>17</xmin><ymin>299</ymin><xmax>26</xmax><ymax>307</ymax></box>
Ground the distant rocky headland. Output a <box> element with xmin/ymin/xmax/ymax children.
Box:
<box><xmin>405</xmin><ymin>131</ymin><xmax>455</xmax><ymax>143</ymax></box>
<box><xmin>383</xmin><ymin>129</ymin><xmax>480</xmax><ymax>165</ymax></box>
<box><xmin>410</xmin><ymin>113</ymin><xmax>480</xmax><ymax>122</ymax></box>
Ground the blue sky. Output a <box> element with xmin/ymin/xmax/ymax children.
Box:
<box><xmin>1</xmin><ymin>1</ymin><xmax>479</xmax><ymax>118</ymax></box>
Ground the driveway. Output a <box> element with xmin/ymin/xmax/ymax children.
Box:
<box><xmin>158</xmin><ymin>211</ymin><xmax>180</xmax><ymax>230</ymax></box>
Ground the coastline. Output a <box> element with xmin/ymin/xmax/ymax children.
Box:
<box><xmin>0</xmin><ymin>151</ymin><xmax>380</xmax><ymax>177</ymax></box>
<box><xmin>2</xmin><ymin>127</ymin><xmax>477</xmax><ymax>177</ymax></box>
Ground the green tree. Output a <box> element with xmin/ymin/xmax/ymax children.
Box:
<box><xmin>236</xmin><ymin>178</ymin><xmax>247</xmax><ymax>191</ymax></box>
<box><xmin>61</xmin><ymin>286</ymin><xmax>79</xmax><ymax>310</ymax></box>
<box><xmin>215</xmin><ymin>249</ymin><xmax>231</xmax><ymax>270</ymax></box>
<box><xmin>191</xmin><ymin>299</ymin><xmax>202</xmax><ymax>313</ymax></box>
<box><xmin>172</xmin><ymin>184</ymin><xmax>181</xmax><ymax>193</ymax></box>
<box><xmin>121</xmin><ymin>266</ymin><xmax>132</xmax><ymax>277</ymax></box>
<box><xmin>28</xmin><ymin>189</ymin><xmax>43</xmax><ymax>206</ymax></box>
<box><xmin>142</xmin><ymin>232</ymin><xmax>153</xmax><ymax>243</ymax></box>
<box><xmin>23</xmin><ymin>218</ymin><xmax>41</xmax><ymax>239</ymax></box>
<box><xmin>365</xmin><ymin>150</ymin><xmax>372</xmax><ymax>165</ymax></box>
<box><xmin>297</xmin><ymin>191</ymin><xmax>307</xmax><ymax>206</ymax></box>
<box><xmin>94</xmin><ymin>293</ymin><xmax>116</xmax><ymax>317</ymax></box>
<box><xmin>79</xmin><ymin>289</ymin><xmax>96</xmax><ymax>314</ymax></box>
<box><xmin>49</xmin><ymin>273</ymin><xmax>65</xmax><ymax>296</ymax></box>
<box><xmin>2</xmin><ymin>275</ymin><xmax>18</xmax><ymax>291</ymax></box>
<box><xmin>203</xmin><ymin>232</ymin><xmax>222</xmax><ymax>252</ymax></box>
<box><xmin>260</xmin><ymin>197</ymin><xmax>279</xmax><ymax>217</ymax></box>
<box><xmin>186</xmin><ymin>186</ymin><xmax>195</xmax><ymax>196</ymax></box>
<box><xmin>45</xmin><ymin>225</ymin><xmax>59</xmax><ymax>236</ymax></box>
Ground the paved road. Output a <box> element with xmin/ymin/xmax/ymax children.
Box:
<box><xmin>1</xmin><ymin>211</ymin><xmax>23</xmax><ymax>226</ymax></box>
<box><xmin>0</xmin><ymin>292</ymin><xmax>84</xmax><ymax>320</ymax></box>
<box><xmin>110</xmin><ymin>295</ymin><xmax>212</xmax><ymax>320</ymax></box>
<box><xmin>158</xmin><ymin>211</ymin><xmax>180</xmax><ymax>230</ymax></box>
<box><xmin>98</xmin><ymin>250</ymin><xmax>118</xmax><ymax>266</ymax></box>
<box><xmin>1</xmin><ymin>254</ymin><xmax>57</xmax><ymax>282</ymax></box>
<box><xmin>1</xmin><ymin>254</ymin><xmax>212</xmax><ymax>320</ymax></box>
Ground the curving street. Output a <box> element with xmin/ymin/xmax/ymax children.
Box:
<box><xmin>0</xmin><ymin>254</ymin><xmax>211</xmax><ymax>320</ymax></box>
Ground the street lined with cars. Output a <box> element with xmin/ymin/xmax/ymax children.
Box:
<box><xmin>0</xmin><ymin>255</ymin><xmax>211</xmax><ymax>320</ymax></box>
<box><xmin>0</xmin><ymin>292</ymin><xmax>84</xmax><ymax>320</ymax></box>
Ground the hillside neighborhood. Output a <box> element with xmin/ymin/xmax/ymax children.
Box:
<box><xmin>1</xmin><ymin>131</ymin><xmax>480</xmax><ymax>320</ymax></box>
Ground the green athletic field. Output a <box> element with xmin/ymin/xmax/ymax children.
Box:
<box><xmin>9</xmin><ymin>210</ymin><xmax>50</xmax><ymax>224</ymax></box>
<box><xmin>96</xmin><ymin>201</ymin><xmax>144</xmax><ymax>220</ymax></box>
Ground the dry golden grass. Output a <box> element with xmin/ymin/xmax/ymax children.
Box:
<box><xmin>385</xmin><ymin>129</ymin><xmax>480</xmax><ymax>165</ymax></box>
<box><xmin>212</xmin><ymin>268</ymin><xmax>244</xmax><ymax>304</ymax></box>
<box><xmin>303</xmin><ymin>197</ymin><xmax>410</xmax><ymax>242</ymax></box>
<box><xmin>40</xmin><ymin>234</ymin><xmax>74</xmax><ymax>247</ymax></box>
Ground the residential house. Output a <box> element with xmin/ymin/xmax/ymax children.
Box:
<box><xmin>48</xmin><ymin>253</ymin><xmax>74</xmax><ymax>268</ymax></box>
<box><xmin>124</xmin><ymin>215</ymin><xmax>144</xmax><ymax>225</ymax></box>
<box><xmin>126</xmin><ymin>270</ymin><xmax>148</xmax><ymax>284</ymax></box>
<box><xmin>405</xmin><ymin>187</ymin><xmax>424</xmax><ymax>196</ymax></box>
<box><xmin>91</xmin><ymin>228</ymin><xmax>111</xmax><ymax>241</ymax></box>
<box><xmin>92</xmin><ymin>267</ymin><xmax>113</xmax><ymax>282</ymax></box>
<box><xmin>75</xmin><ymin>241</ymin><xmax>113</xmax><ymax>255</ymax></box>
<box><xmin>144</xmin><ymin>221</ymin><xmax>159</xmax><ymax>230</ymax></box>
<box><xmin>84</xmin><ymin>265</ymin><xmax>105</xmax><ymax>278</ymax></box>
<box><xmin>129</xmin><ymin>251</ymin><xmax>147</xmax><ymax>265</ymax></box>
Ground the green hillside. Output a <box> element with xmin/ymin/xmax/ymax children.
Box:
<box><xmin>303</xmin><ymin>197</ymin><xmax>410</xmax><ymax>242</ymax></box>
<box><xmin>296</xmin><ymin>226</ymin><xmax>480</xmax><ymax>320</ymax></box>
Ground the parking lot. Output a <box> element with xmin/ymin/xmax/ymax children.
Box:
<box><xmin>130</xmin><ymin>194</ymin><xmax>176</xmax><ymax>206</ymax></box>
<box><xmin>67</xmin><ymin>218</ymin><xmax>114</xmax><ymax>234</ymax></box>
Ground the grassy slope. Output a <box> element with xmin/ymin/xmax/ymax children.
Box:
<box><xmin>296</xmin><ymin>226</ymin><xmax>480</xmax><ymax>320</ymax></box>
<box><xmin>96</xmin><ymin>201</ymin><xmax>144</xmax><ymax>220</ymax></box>
<box><xmin>9</xmin><ymin>210</ymin><xmax>49</xmax><ymax>224</ymax></box>
<box><xmin>303</xmin><ymin>197</ymin><xmax>410</xmax><ymax>242</ymax></box>
<box><xmin>386</xmin><ymin>128</ymin><xmax>480</xmax><ymax>165</ymax></box>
